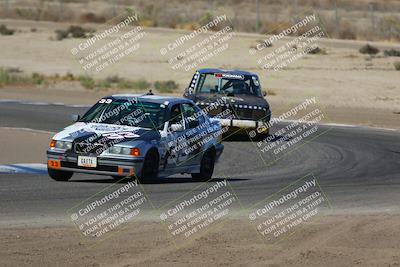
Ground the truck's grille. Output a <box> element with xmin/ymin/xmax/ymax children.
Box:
<box><xmin>198</xmin><ymin>103</ymin><xmax>269</xmax><ymax>121</ymax></box>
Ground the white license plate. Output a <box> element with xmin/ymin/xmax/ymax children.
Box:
<box><xmin>77</xmin><ymin>156</ymin><xmax>97</xmax><ymax>168</ymax></box>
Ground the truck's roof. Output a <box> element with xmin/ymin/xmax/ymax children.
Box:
<box><xmin>197</xmin><ymin>68</ymin><xmax>257</xmax><ymax>77</ymax></box>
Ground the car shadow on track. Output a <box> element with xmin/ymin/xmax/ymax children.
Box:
<box><xmin>69</xmin><ymin>177</ymin><xmax>248</xmax><ymax>184</ymax></box>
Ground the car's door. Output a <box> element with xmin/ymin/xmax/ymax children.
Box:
<box><xmin>164</xmin><ymin>103</ymin><xmax>187</xmax><ymax>168</ymax></box>
<box><xmin>181</xmin><ymin>102</ymin><xmax>208</xmax><ymax>166</ymax></box>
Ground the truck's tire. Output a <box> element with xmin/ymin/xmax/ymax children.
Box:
<box><xmin>191</xmin><ymin>148</ymin><xmax>216</xmax><ymax>181</ymax></box>
<box><xmin>48</xmin><ymin>168</ymin><xmax>73</xmax><ymax>181</ymax></box>
<box><xmin>139</xmin><ymin>149</ymin><xmax>159</xmax><ymax>183</ymax></box>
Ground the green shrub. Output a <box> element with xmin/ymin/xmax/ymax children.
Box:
<box><xmin>68</xmin><ymin>25</ymin><xmax>87</xmax><ymax>38</ymax></box>
<box><xmin>79</xmin><ymin>75</ymin><xmax>95</xmax><ymax>89</ymax></box>
<box><xmin>359</xmin><ymin>44</ymin><xmax>379</xmax><ymax>55</ymax></box>
<box><xmin>118</xmin><ymin>80</ymin><xmax>135</xmax><ymax>89</ymax></box>
<box><xmin>394</xmin><ymin>62</ymin><xmax>400</xmax><ymax>71</ymax></box>
<box><xmin>154</xmin><ymin>80</ymin><xmax>178</xmax><ymax>93</ymax></box>
<box><xmin>63</xmin><ymin>72</ymin><xmax>75</xmax><ymax>81</ymax></box>
<box><xmin>32</xmin><ymin>72</ymin><xmax>44</xmax><ymax>85</ymax></box>
<box><xmin>0</xmin><ymin>68</ymin><xmax>11</xmax><ymax>86</ymax></box>
<box><xmin>55</xmin><ymin>29</ymin><xmax>69</xmax><ymax>40</ymax></box>
<box><xmin>118</xmin><ymin>79</ymin><xmax>150</xmax><ymax>90</ymax></box>
<box><xmin>97</xmin><ymin>79</ymin><xmax>112</xmax><ymax>89</ymax></box>
<box><xmin>55</xmin><ymin>25</ymin><xmax>92</xmax><ymax>40</ymax></box>
<box><xmin>105</xmin><ymin>75</ymin><xmax>123</xmax><ymax>84</ymax></box>
<box><xmin>0</xmin><ymin>24</ymin><xmax>15</xmax><ymax>35</ymax></box>
<box><xmin>134</xmin><ymin>79</ymin><xmax>151</xmax><ymax>90</ymax></box>
<box><xmin>308</xmin><ymin>46</ymin><xmax>327</xmax><ymax>55</ymax></box>
<box><xmin>0</xmin><ymin>68</ymin><xmax>32</xmax><ymax>86</ymax></box>
<box><xmin>384</xmin><ymin>49</ymin><xmax>400</xmax><ymax>57</ymax></box>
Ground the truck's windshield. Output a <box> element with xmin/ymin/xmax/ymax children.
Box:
<box><xmin>196</xmin><ymin>73</ymin><xmax>262</xmax><ymax>97</ymax></box>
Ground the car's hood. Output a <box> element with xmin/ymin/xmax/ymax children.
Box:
<box><xmin>192</xmin><ymin>93</ymin><xmax>269</xmax><ymax>108</ymax></box>
<box><xmin>53</xmin><ymin>122</ymin><xmax>161</xmax><ymax>144</ymax></box>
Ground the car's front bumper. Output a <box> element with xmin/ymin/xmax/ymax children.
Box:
<box><xmin>46</xmin><ymin>150</ymin><xmax>144</xmax><ymax>177</ymax></box>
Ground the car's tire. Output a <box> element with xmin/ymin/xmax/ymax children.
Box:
<box><xmin>48</xmin><ymin>168</ymin><xmax>73</xmax><ymax>181</ymax></box>
<box><xmin>191</xmin><ymin>148</ymin><xmax>216</xmax><ymax>181</ymax></box>
<box><xmin>139</xmin><ymin>149</ymin><xmax>159</xmax><ymax>183</ymax></box>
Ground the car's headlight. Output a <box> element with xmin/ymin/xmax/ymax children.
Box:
<box><xmin>50</xmin><ymin>140</ymin><xmax>72</xmax><ymax>150</ymax></box>
<box><xmin>108</xmin><ymin>146</ymin><xmax>140</xmax><ymax>156</ymax></box>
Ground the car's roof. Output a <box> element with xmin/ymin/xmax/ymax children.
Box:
<box><xmin>110</xmin><ymin>94</ymin><xmax>191</xmax><ymax>105</ymax></box>
<box><xmin>197</xmin><ymin>68</ymin><xmax>257</xmax><ymax>76</ymax></box>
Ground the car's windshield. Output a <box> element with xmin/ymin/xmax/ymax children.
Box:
<box><xmin>196</xmin><ymin>73</ymin><xmax>262</xmax><ymax>97</ymax></box>
<box><xmin>79</xmin><ymin>98</ymin><xmax>166</xmax><ymax>130</ymax></box>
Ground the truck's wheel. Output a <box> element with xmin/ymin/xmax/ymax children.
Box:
<box><xmin>48</xmin><ymin>168</ymin><xmax>73</xmax><ymax>181</ymax></box>
<box><xmin>191</xmin><ymin>148</ymin><xmax>216</xmax><ymax>181</ymax></box>
<box><xmin>139</xmin><ymin>149</ymin><xmax>159</xmax><ymax>183</ymax></box>
<box><xmin>253</xmin><ymin>127</ymin><xmax>269</xmax><ymax>141</ymax></box>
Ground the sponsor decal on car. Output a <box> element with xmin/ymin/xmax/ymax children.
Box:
<box><xmin>214</xmin><ymin>73</ymin><xmax>244</xmax><ymax>79</ymax></box>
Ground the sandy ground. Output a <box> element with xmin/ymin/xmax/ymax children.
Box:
<box><xmin>0</xmin><ymin>128</ymin><xmax>52</xmax><ymax>164</ymax></box>
<box><xmin>1</xmin><ymin>215</ymin><xmax>400</xmax><ymax>267</ymax></box>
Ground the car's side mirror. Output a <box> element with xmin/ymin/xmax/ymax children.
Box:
<box><xmin>170</xmin><ymin>123</ymin><xmax>184</xmax><ymax>132</ymax></box>
<box><xmin>71</xmin><ymin>114</ymin><xmax>80</xmax><ymax>122</ymax></box>
<box><xmin>262</xmin><ymin>90</ymin><xmax>267</xmax><ymax>96</ymax></box>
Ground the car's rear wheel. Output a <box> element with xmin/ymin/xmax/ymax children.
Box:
<box><xmin>139</xmin><ymin>149</ymin><xmax>159</xmax><ymax>183</ymax></box>
<box><xmin>48</xmin><ymin>168</ymin><xmax>73</xmax><ymax>181</ymax></box>
<box><xmin>191</xmin><ymin>148</ymin><xmax>216</xmax><ymax>181</ymax></box>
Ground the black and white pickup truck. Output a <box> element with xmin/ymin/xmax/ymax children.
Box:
<box><xmin>184</xmin><ymin>68</ymin><xmax>271</xmax><ymax>138</ymax></box>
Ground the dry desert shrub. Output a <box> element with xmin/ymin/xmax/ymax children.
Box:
<box><xmin>378</xmin><ymin>16</ymin><xmax>400</xmax><ymax>41</ymax></box>
<box><xmin>79</xmin><ymin>12</ymin><xmax>106</xmax><ymax>23</ymax></box>
<box><xmin>0</xmin><ymin>24</ymin><xmax>15</xmax><ymax>35</ymax></box>
<box><xmin>359</xmin><ymin>44</ymin><xmax>379</xmax><ymax>55</ymax></box>
<box><xmin>384</xmin><ymin>49</ymin><xmax>400</xmax><ymax>57</ymax></box>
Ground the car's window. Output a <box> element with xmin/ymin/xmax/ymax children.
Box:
<box><xmin>79</xmin><ymin>98</ymin><xmax>166</xmax><ymax>130</ymax></box>
<box><xmin>182</xmin><ymin>103</ymin><xmax>200</xmax><ymax>129</ymax></box>
<box><xmin>196</xmin><ymin>73</ymin><xmax>262</xmax><ymax>97</ymax></box>
<box><xmin>197</xmin><ymin>74</ymin><xmax>219</xmax><ymax>93</ymax></box>
<box><xmin>169</xmin><ymin>104</ymin><xmax>184</xmax><ymax>129</ymax></box>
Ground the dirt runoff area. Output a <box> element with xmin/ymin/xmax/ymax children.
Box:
<box><xmin>0</xmin><ymin>214</ymin><xmax>399</xmax><ymax>267</ymax></box>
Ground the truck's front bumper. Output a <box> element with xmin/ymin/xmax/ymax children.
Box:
<box><xmin>219</xmin><ymin>119</ymin><xmax>269</xmax><ymax>134</ymax></box>
<box><xmin>46</xmin><ymin>150</ymin><xmax>144</xmax><ymax>177</ymax></box>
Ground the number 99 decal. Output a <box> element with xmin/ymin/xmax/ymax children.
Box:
<box><xmin>99</xmin><ymin>99</ymin><xmax>113</xmax><ymax>104</ymax></box>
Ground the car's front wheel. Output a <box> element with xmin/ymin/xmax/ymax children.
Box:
<box><xmin>191</xmin><ymin>148</ymin><xmax>216</xmax><ymax>181</ymax></box>
<box><xmin>139</xmin><ymin>149</ymin><xmax>159</xmax><ymax>183</ymax></box>
<box><xmin>48</xmin><ymin>168</ymin><xmax>73</xmax><ymax>181</ymax></box>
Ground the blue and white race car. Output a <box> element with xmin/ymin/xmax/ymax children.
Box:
<box><xmin>46</xmin><ymin>94</ymin><xmax>224</xmax><ymax>182</ymax></box>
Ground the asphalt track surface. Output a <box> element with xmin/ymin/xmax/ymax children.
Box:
<box><xmin>1</xmin><ymin>101</ymin><xmax>400</xmax><ymax>225</ymax></box>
